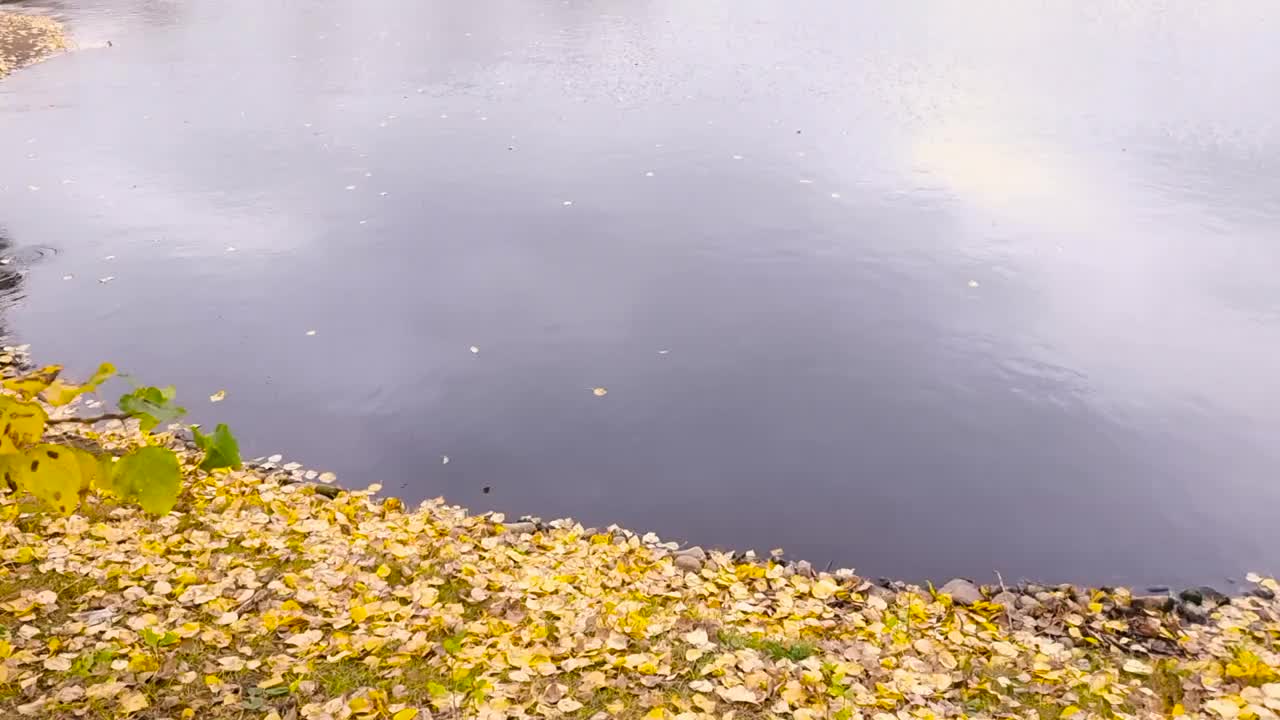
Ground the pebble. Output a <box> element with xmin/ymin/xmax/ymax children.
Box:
<box><xmin>503</xmin><ymin>521</ymin><xmax>537</xmax><ymax>536</ymax></box>
<box><xmin>939</xmin><ymin>578</ymin><xmax>982</xmax><ymax>606</ymax></box>
<box><xmin>1130</xmin><ymin>595</ymin><xmax>1175</xmax><ymax>613</ymax></box>
<box><xmin>1179</xmin><ymin>586</ymin><xmax>1228</xmax><ymax>608</ymax></box>
<box><xmin>282</xmin><ymin>462</ymin><xmax>301</xmax><ymax>471</ymax></box>
<box><xmin>267</xmin><ymin>454</ymin><xmax>283</xmax><ymax>463</ymax></box>
<box><xmin>674</xmin><ymin>546</ymin><xmax>706</xmax><ymax>562</ymax></box>
<box><xmin>992</xmin><ymin>591</ymin><xmax>1019</xmax><ymax>609</ymax></box>
<box><xmin>303</xmin><ymin>470</ymin><xmax>318</xmax><ymax>480</ymax></box>
<box><xmin>674</xmin><ymin>555</ymin><xmax>703</xmax><ymax>572</ymax></box>
<box><xmin>794</xmin><ymin>560</ymin><xmax>815</xmax><ymax>578</ymax></box>
<box><xmin>317</xmin><ymin>472</ymin><xmax>337</xmax><ymax>484</ymax></box>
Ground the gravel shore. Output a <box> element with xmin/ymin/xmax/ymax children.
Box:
<box><xmin>0</xmin><ymin>11</ymin><xmax>67</xmax><ymax>79</ymax></box>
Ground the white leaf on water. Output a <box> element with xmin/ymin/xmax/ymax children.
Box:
<box><xmin>798</xmin><ymin>179</ymin><xmax>813</xmax><ymax>184</ymax></box>
<box><xmin>592</xmin><ymin>387</ymin><xmax>608</xmax><ymax>397</ymax></box>
<box><xmin>562</xmin><ymin>200</ymin><xmax>573</xmax><ymax>206</ymax></box>
<box><xmin>645</xmin><ymin>171</ymin><xmax>654</xmax><ymax>177</ymax></box>
<box><xmin>305</xmin><ymin>330</ymin><xmax>317</xmax><ymax>336</ymax></box>
<box><xmin>469</xmin><ymin>346</ymin><xmax>480</xmax><ymax>354</ymax></box>
<box><xmin>98</xmin><ymin>276</ymin><xmax>115</xmax><ymax>284</ymax></box>
<box><xmin>732</xmin><ymin>154</ymin><xmax>743</xmax><ymax>160</ymax></box>
<box><xmin>225</xmin><ymin>246</ymin><xmax>237</xmax><ymax>252</ymax></box>
<box><xmin>62</xmin><ymin>275</ymin><xmax>74</xmax><ymax>280</ymax></box>
<box><xmin>209</xmin><ymin>390</ymin><xmax>226</xmax><ymax>403</ymax></box>
<box><xmin>830</xmin><ymin>192</ymin><xmax>841</xmax><ymax>199</ymax></box>
<box><xmin>968</xmin><ymin>280</ymin><xmax>980</xmax><ymax>288</ymax></box>
<box><xmin>441</xmin><ymin>455</ymin><xmax>450</xmax><ymax>465</ymax></box>
<box><xmin>104</xmin><ymin>255</ymin><xmax>116</xmax><ymax>261</ymax></box>
<box><xmin>657</xmin><ymin>349</ymin><xmax>670</xmax><ymax>355</ymax></box>
<box><xmin>267</xmin><ymin>454</ymin><xmax>283</xmax><ymax>463</ymax></box>
<box><xmin>27</xmin><ymin>185</ymin><xmax>39</xmax><ymax>191</ymax></box>
<box><xmin>345</xmin><ymin>185</ymin><xmax>356</xmax><ymax>190</ymax></box>
<box><xmin>379</xmin><ymin>191</ymin><xmax>388</xmax><ymax>196</ymax></box>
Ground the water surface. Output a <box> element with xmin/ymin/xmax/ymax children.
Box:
<box><xmin>2</xmin><ymin>0</ymin><xmax>1279</xmax><ymax>587</ymax></box>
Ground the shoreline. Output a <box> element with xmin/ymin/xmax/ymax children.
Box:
<box><xmin>0</xmin><ymin>9</ymin><xmax>67</xmax><ymax>80</ymax></box>
<box><xmin>1</xmin><ymin>346</ymin><xmax>1279</xmax><ymax>718</ymax></box>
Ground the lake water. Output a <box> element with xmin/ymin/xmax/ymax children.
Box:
<box><xmin>2</xmin><ymin>0</ymin><xmax>1279</xmax><ymax>588</ymax></box>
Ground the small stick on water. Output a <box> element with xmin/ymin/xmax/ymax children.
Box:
<box><xmin>996</xmin><ymin>570</ymin><xmax>1007</xmax><ymax>593</ymax></box>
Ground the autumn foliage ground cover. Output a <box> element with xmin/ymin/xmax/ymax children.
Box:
<box><xmin>0</xmin><ymin>353</ymin><xmax>1279</xmax><ymax>719</ymax></box>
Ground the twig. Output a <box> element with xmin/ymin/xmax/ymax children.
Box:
<box><xmin>47</xmin><ymin>412</ymin><xmax>130</xmax><ymax>425</ymax></box>
<box><xmin>995</xmin><ymin>570</ymin><xmax>1007</xmax><ymax>593</ymax></box>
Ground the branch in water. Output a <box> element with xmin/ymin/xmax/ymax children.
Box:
<box><xmin>48</xmin><ymin>412</ymin><xmax>131</xmax><ymax>425</ymax></box>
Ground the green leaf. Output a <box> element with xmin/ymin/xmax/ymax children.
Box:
<box><xmin>191</xmin><ymin>423</ymin><xmax>242</xmax><ymax>471</ymax></box>
<box><xmin>118</xmin><ymin>386</ymin><xmax>186</xmax><ymax>432</ymax></box>
<box><xmin>442</xmin><ymin>634</ymin><xmax>464</xmax><ymax>655</ymax></box>
<box><xmin>111</xmin><ymin>446</ymin><xmax>181</xmax><ymax>516</ymax></box>
<box><xmin>17</xmin><ymin>444</ymin><xmax>84</xmax><ymax>515</ymax></box>
<box><xmin>41</xmin><ymin>362</ymin><xmax>117</xmax><ymax>406</ymax></box>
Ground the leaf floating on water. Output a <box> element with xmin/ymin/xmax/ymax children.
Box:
<box><xmin>62</xmin><ymin>275</ymin><xmax>73</xmax><ymax>280</ymax></box>
<box><xmin>968</xmin><ymin>280</ymin><xmax>980</xmax><ymax>288</ymax></box>
<box><xmin>562</xmin><ymin>200</ymin><xmax>573</xmax><ymax>206</ymax></box>
<box><xmin>209</xmin><ymin>390</ymin><xmax>226</xmax><ymax>403</ymax></box>
<box><xmin>441</xmin><ymin>455</ymin><xmax>449</xmax><ymax>465</ymax></box>
<box><xmin>592</xmin><ymin>387</ymin><xmax>608</xmax><ymax>397</ymax></box>
<box><xmin>98</xmin><ymin>276</ymin><xmax>115</xmax><ymax>284</ymax></box>
<box><xmin>469</xmin><ymin>346</ymin><xmax>479</xmax><ymax>354</ymax></box>
<box><xmin>305</xmin><ymin>330</ymin><xmax>317</xmax><ymax>336</ymax></box>
<box><xmin>657</xmin><ymin>349</ymin><xmax>670</xmax><ymax>355</ymax></box>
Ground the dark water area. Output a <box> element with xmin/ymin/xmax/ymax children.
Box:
<box><xmin>2</xmin><ymin>0</ymin><xmax>1279</xmax><ymax>588</ymax></box>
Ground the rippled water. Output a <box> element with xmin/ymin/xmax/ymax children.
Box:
<box><xmin>2</xmin><ymin>0</ymin><xmax>1279</xmax><ymax>587</ymax></box>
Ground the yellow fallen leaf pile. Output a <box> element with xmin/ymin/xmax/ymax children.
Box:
<box><xmin>1</xmin><ymin>423</ymin><xmax>1279</xmax><ymax>719</ymax></box>
<box><xmin>0</xmin><ymin>12</ymin><xmax>66</xmax><ymax>79</ymax></box>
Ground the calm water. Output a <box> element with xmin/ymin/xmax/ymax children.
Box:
<box><xmin>2</xmin><ymin>0</ymin><xmax>1279</xmax><ymax>588</ymax></box>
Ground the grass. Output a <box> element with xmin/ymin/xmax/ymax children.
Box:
<box><xmin>717</xmin><ymin>630</ymin><xmax>817</xmax><ymax>662</ymax></box>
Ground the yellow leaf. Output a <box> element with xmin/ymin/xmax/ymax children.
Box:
<box><xmin>716</xmin><ymin>685</ymin><xmax>760</xmax><ymax>704</ymax></box>
<box><xmin>811</xmin><ymin>578</ymin><xmax>839</xmax><ymax>600</ymax></box>
<box><xmin>683</xmin><ymin>628</ymin><xmax>710</xmax><ymax>647</ymax></box>
<box><xmin>1205</xmin><ymin>699</ymin><xmax>1240</xmax><ymax>718</ymax></box>
<box><xmin>392</xmin><ymin>710</ymin><xmax>420</xmax><ymax>720</ymax></box>
<box><xmin>118</xmin><ymin>691</ymin><xmax>150</xmax><ymax>714</ymax></box>
<box><xmin>41</xmin><ymin>363</ymin><xmax>115</xmax><ymax>406</ymax></box>
<box><xmin>1061</xmin><ymin>705</ymin><xmax>1081</xmax><ymax>718</ymax></box>
<box><xmin>351</xmin><ymin>605</ymin><xmax>370</xmax><ymax>623</ymax></box>
<box><xmin>644</xmin><ymin>708</ymin><xmax>667</xmax><ymax>720</ymax></box>
<box><xmin>376</xmin><ymin>564</ymin><xmax>392</xmax><ymax>578</ymax></box>
<box><xmin>0</xmin><ymin>396</ymin><xmax>47</xmax><ymax>453</ymax></box>
<box><xmin>3</xmin><ymin>365</ymin><xmax>61</xmax><ymax>399</ymax></box>
<box><xmin>16</xmin><ymin>444</ymin><xmax>83</xmax><ymax>515</ymax></box>
<box><xmin>555</xmin><ymin>699</ymin><xmax>583</xmax><ymax>713</ymax></box>
<box><xmin>1123</xmin><ymin>659</ymin><xmax>1153</xmax><ymax>675</ymax></box>
<box><xmin>1172</xmin><ymin>703</ymin><xmax>1185</xmax><ymax>717</ymax></box>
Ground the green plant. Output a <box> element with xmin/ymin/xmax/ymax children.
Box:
<box><xmin>0</xmin><ymin>362</ymin><xmax>241</xmax><ymax>517</ymax></box>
